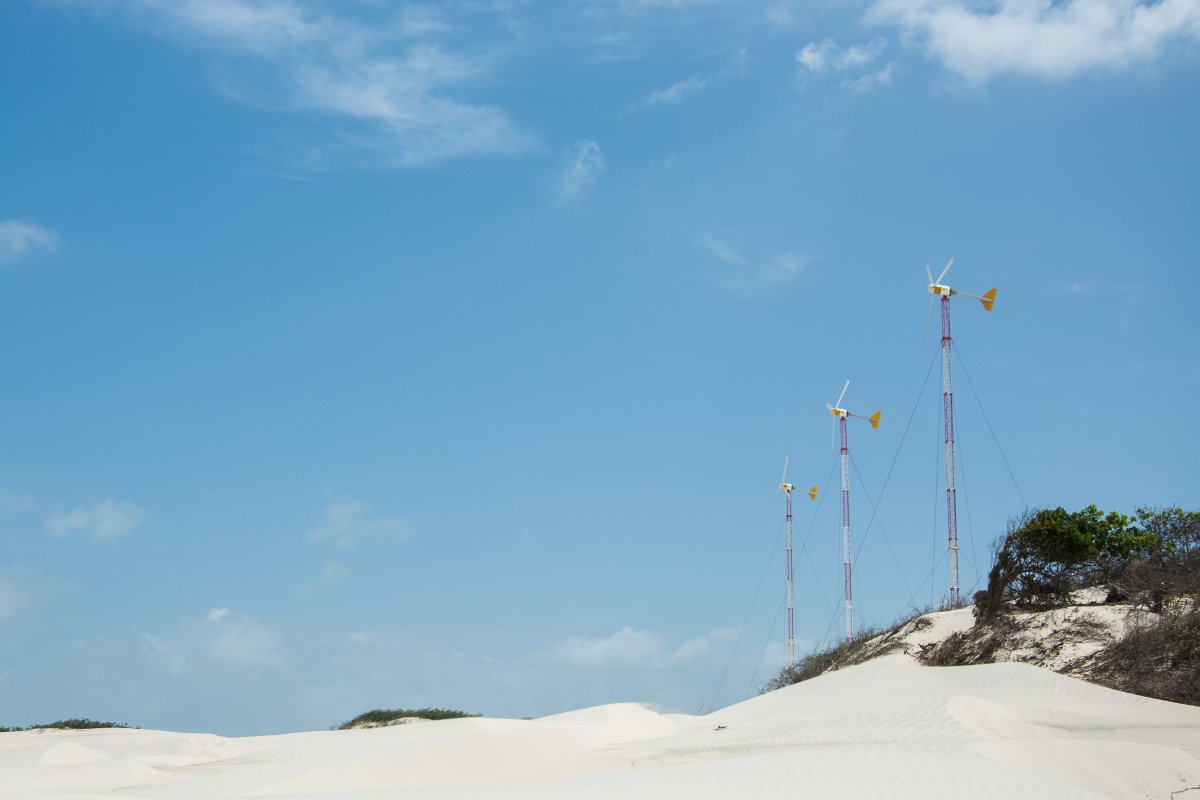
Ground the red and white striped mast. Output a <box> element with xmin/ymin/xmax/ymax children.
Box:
<box><xmin>775</xmin><ymin>457</ymin><xmax>817</xmax><ymax>666</ymax></box>
<box><xmin>925</xmin><ymin>259</ymin><xmax>996</xmax><ymax>606</ymax></box>
<box><xmin>826</xmin><ymin>381</ymin><xmax>881</xmax><ymax>642</ymax></box>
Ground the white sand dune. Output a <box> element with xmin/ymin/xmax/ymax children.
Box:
<box><xmin>4</xmin><ymin>656</ymin><xmax>1199</xmax><ymax>799</ymax></box>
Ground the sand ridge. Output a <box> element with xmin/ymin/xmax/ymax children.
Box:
<box><xmin>3</xmin><ymin>656</ymin><xmax>1199</xmax><ymax>799</ymax></box>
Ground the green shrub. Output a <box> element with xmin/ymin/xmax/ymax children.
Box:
<box><xmin>1</xmin><ymin>719</ymin><xmax>133</xmax><ymax>732</ymax></box>
<box><xmin>336</xmin><ymin>708</ymin><xmax>479</xmax><ymax>730</ymax></box>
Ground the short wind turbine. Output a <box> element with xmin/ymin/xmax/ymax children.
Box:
<box><xmin>772</xmin><ymin>456</ymin><xmax>817</xmax><ymax>668</ymax></box>
<box><xmin>826</xmin><ymin>381</ymin><xmax>881</xmax><ymax>643</ymax></box>
<box><xmin>925</xmin><ymin>258</ymin><xmax>997</xmax><ymax>607</ymax></box>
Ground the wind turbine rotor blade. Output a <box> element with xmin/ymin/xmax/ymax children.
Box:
<box><xmin>825</xmin><ymin>402</ymin><xmax>835</xmax><ymax>412</ymax></box>
<box><xmin>925</xmin><ymin>264</ymin><xmax>933</xmax><ymax>285</ymax></box>
<box><xmin>770</xmin><ymin>486</ymin><xmax>782</xmax><ymax>502</ymax></box>
<box><xmin>781</xmin><ymin>455</ymin><xmax>790</xmax><ymax>483</ymax></box>
<box><xmin>936</xmin><ymin>257</ymin><xmax>953</xmax><ymax>285</ymax></box>
<box><xmin>836</xmin><ymin>380</ymin><xmax>849</xmax><ymax>409</ymax></box>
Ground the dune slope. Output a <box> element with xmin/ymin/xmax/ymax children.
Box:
<box><xmin>3</xmin><ymin>656</ymin><xmax>1198</xmax><ymax>799</ymax></box>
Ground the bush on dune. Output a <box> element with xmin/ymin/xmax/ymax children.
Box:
<box><xmin>765</xmin><ymin>503</ymin><xmax>1199</xmax><ymax>706</ymax></box>
<box><xmin>0</xmin><ymin>719</ymin><xmax>134</xmax><ymax>732</ymax></box>
<box><xmin>336</xmin><ymin>708</ymin><xmax>479</xmax><ymax>730</ymax></box>
<box><xmin>975</xmin><ymin>505</ymin><xmax>1199</xmax><ymax>619</ymax></box>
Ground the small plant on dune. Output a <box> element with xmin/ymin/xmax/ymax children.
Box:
<box><xmin>0</xmin><ymin>719</ymin><xmax>134</xmax><ymax>732</ymax></box>
<box><xmin>763</xmin><ymin>601</ymin><xmax>971</xmax><ymax>691</ymax></box>
<box><xmin>336</xmin><ymin>708</ymin><xmax>479</xmax><ymax>730</ymax></box>
<box><xmin>763</xmin><ymin>624</ymin><xmax>885</xmax><ymax>690</ymax></box>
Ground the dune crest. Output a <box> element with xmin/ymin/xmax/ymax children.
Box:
<box><xmin>2</xmin><ymin>657</ymin><xmax>1198</xmax><ymax>799</ymax></box>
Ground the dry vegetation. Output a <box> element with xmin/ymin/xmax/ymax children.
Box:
<box><xmin>768</xmin><ymin>505</ymin><xmax>1200</xmax><ymax>707</ymax></box>
<box><xmin>336</xmin><ymin>708</ymin><xmax>479</xmax><ymax>730</ymax></box>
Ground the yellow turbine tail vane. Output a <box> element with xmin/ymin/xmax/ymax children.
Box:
<box><xmin>980</xmin><ymin>288</ymin><xmax>998</xmax><ymax>312</ymax></box>
<box><xmin>807</xmin><ymin>485</ymin><xmax>818</xmax><ymax>501</ymax></box>
<box><xmin>869</xmin><ymin>411</ymin><xmax>882</xmax><ymax>429</ymax></box>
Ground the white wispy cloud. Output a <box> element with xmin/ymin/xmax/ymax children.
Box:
<box><xmin>321</xmin><ymin>561</ymin><xmax>349</xmax><ymax>582</ymax></box>
<box><xmin>698</xmin><ymin>233</ymin><xmax>805</xmax><ymax>290</ymax></box>
<box><xmin>0</xmin><ymin>490</ymin><xmax>35</xmax><ymax>514</ymax></box>
<box><xmin>0</xmin><ymin>573</ymin><xmax>29</xmax><ymax>620</ymax></box>
<box><xmin>541</xmin><ymin>626</ymin><xmax>734</xmax><ymax>670</ymax></box>
<box><xmin>866</xmin><ymin>0</ymin><xmax>1200</xmax><ymax>83</ymax></box>
<box><xmin>557</xmin><ymin>140</ymin><xmax>606</xmax><ymax>203</ymax></box>
<box><xmin>307</xmin><ymin>496</ymin><xmax>410</xmax><ymax>548</ymax></box>
<box><xmin>0</xmin><ymin>564</ymin><xmax>68</xmax><ymax>621</ymax></box>
<box><xmin>645</xmin><ymin>74</ymin><xmax>708</xmax><ymax>105</ymax></box>
<box><xmin>70</xmin><ymin>0</ymin><xmax>535</xmax><ymax>168</ymax></box>
<box><xmin>1061</xmin><ymin>280</ymin><xmax>1144</xmax><ymax>294</ymax></box>
<box><xmin>796</xmin><ymin>37</ymin><xmax>893</xmax><ymax>92</ymax></box>
<box><xmin>143</xmin><ymin>607</ymin><xmax>284</xmax><ymax>672</ymax></box>
<box><xmin>208</xmin><ymin>611</ymin><xmax>284</xmax><ymax>667</ymax></box>
<box><xmin>0</xmin><ymin>220</ymin><xmax>57</xmax><ymax>265</ymax></box>
<box><xmin>765</xmin><ymin>2</ymin><xmax>796</xmax><ymax>27</ymax></box>
<box><xmin>45</xmin><ymin>499</ymin><xmax>148</xmax><ymax>542</ymax></box>
<box><xmin>617</xmin><ymin>0</ymin><xmax>726</xmax><ymax>8</ymax></box>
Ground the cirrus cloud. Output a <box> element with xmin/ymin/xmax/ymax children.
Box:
<box><xmin>0</xmin><ymin>220</ymin><xmax>57</xmax><ymax>265</ymax></box>
<box><xmin>59</xmin><ymin>0</ymin><xmax>536</xmax><ymax>169</ymax></box>
<box><xmin>541</xmin><ymin>626</ymin><xmax>735</xmax><ymax>670</ymax></box>
<box><xmin>698</xmin><ymin>233</ymin><xmax>806</xmax><ymax>291</ymax></box>
<box><xmin>557</xmin><ymin>140</ymin><xmax>606</xmax><ymax>203</ymax></box>
<box><xmin>45</xmin><ymin>499</ymin><xmax>148</xmax><ymax>542</ymax></box>
<box><xmin>796</xmin><ymin>37</ymin><xmax>894</xmax><ymax>92</ymax></box>
<box><xmin>306</xmin><ymin>496</ymin><xmax>411</xmax><ymax>548</ymax></box>
<box><xmin>142</xmin><ymin>607</ymin><xmax>284</xmax><ymax>673</ymax></box>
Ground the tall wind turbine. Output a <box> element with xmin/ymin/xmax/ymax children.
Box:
<box><xmin>773</xmin><ymin>456</ymin><xmax>817</xmax><ymax>667</ymax></box>
<box><xmin>825</xmin><ymin>381</ymin><xmax>881</xmax><ymax>642</ymax></box>
<box><xmin>925</xmin><ymin>259</ymin><xmax>996</xmax><ymax>607</ymax></box>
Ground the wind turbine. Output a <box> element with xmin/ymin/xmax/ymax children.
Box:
<box><xmin>925</xmin><ymin>259</ymin><xmax>996</xmax><ymax>607</ymax></box>
<box><xmin>825</xmin><ymin>381</ymin><xmax>881</xmax><ymax>643</ymax></box>
<box><xmin>773</xmin><ymin>456</ymin><xmax>817</xmax><ymax>668</ymax></box>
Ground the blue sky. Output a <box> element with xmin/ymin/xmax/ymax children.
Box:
<box><xmin>1</xmin><ymin>0</ymin><xmax>1197</xmax><ymax>736</ymax></box>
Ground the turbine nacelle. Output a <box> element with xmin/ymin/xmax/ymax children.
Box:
<box><xmin>774</xmin><ymin>456</ymin><xmax>817</xmax><ymax>501</ymax></box>
<box><xmin>924</xmin><ymin>258</ymin><xmax>998</xmax><ymax>312</ymax></box>
<box><xmin>825</xmin><ymin>380</ymin><xmax>882</xmax><ymax>448</ymax></box>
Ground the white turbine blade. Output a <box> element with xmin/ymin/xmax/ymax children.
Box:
<box><xmin>770</xmin><ymin>485</ymin><xmax>782</xmax><ymax>502</ymax></box>
<box><xmin>825</xmin><ymin>402</ymin><xmax>834</xmax><ymax>411</ymax></box>
<box><xmin>923</xmin><ymin>294</ymin><xmax>934</xmax><ymax>341</ymax></box>
<box><xmin>781</xmin><ymin>455</ymin><xmax>790</xmax><ymax>483</ymax></box>
<box><xmin>935</xmin><ymin>257</ymin><xmax>953</xmax><ymax>285</ymax></box>
<box><xmin>835</xmin><ymin>380</ymin><xmax>849</xmax><ymax>409</ymax></box>
<box><xmin>925</xmin><ymin>264</ymin><xmax>933</xmax><ymax>285</ymax></box>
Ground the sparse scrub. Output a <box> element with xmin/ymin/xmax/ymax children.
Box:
<box><xmin>1087</xmin><ymin>602</ymin><xmax>1200</xmax><ymax>705</ymax></box>
<box><xmin>765</xmin><ymin>504</ymin><xmax>1199</xmax><ymax>706</ymax></box>
<box><xmin>918</xmin><ymin>613</ymin><xmax>1020</xmax><ymax>667</ymax></box>
<box><xmin>0</xmin><ymin>719</ymin><xmax>134</xmax><ymax>732</ymax></box>
<box><xmin>763</xmin><ymin>625</ymin><xmax>885</xmax><ymax>690</ymax></box>
<box><xmin>764</xmin><ymin>601</ymin><xmax>974</xmax><ymax>691</ymax></box>
<box><xmin>336</xmin><ymin>708</ymin><xmax>479</xmax><ymax>730</ymax></box>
